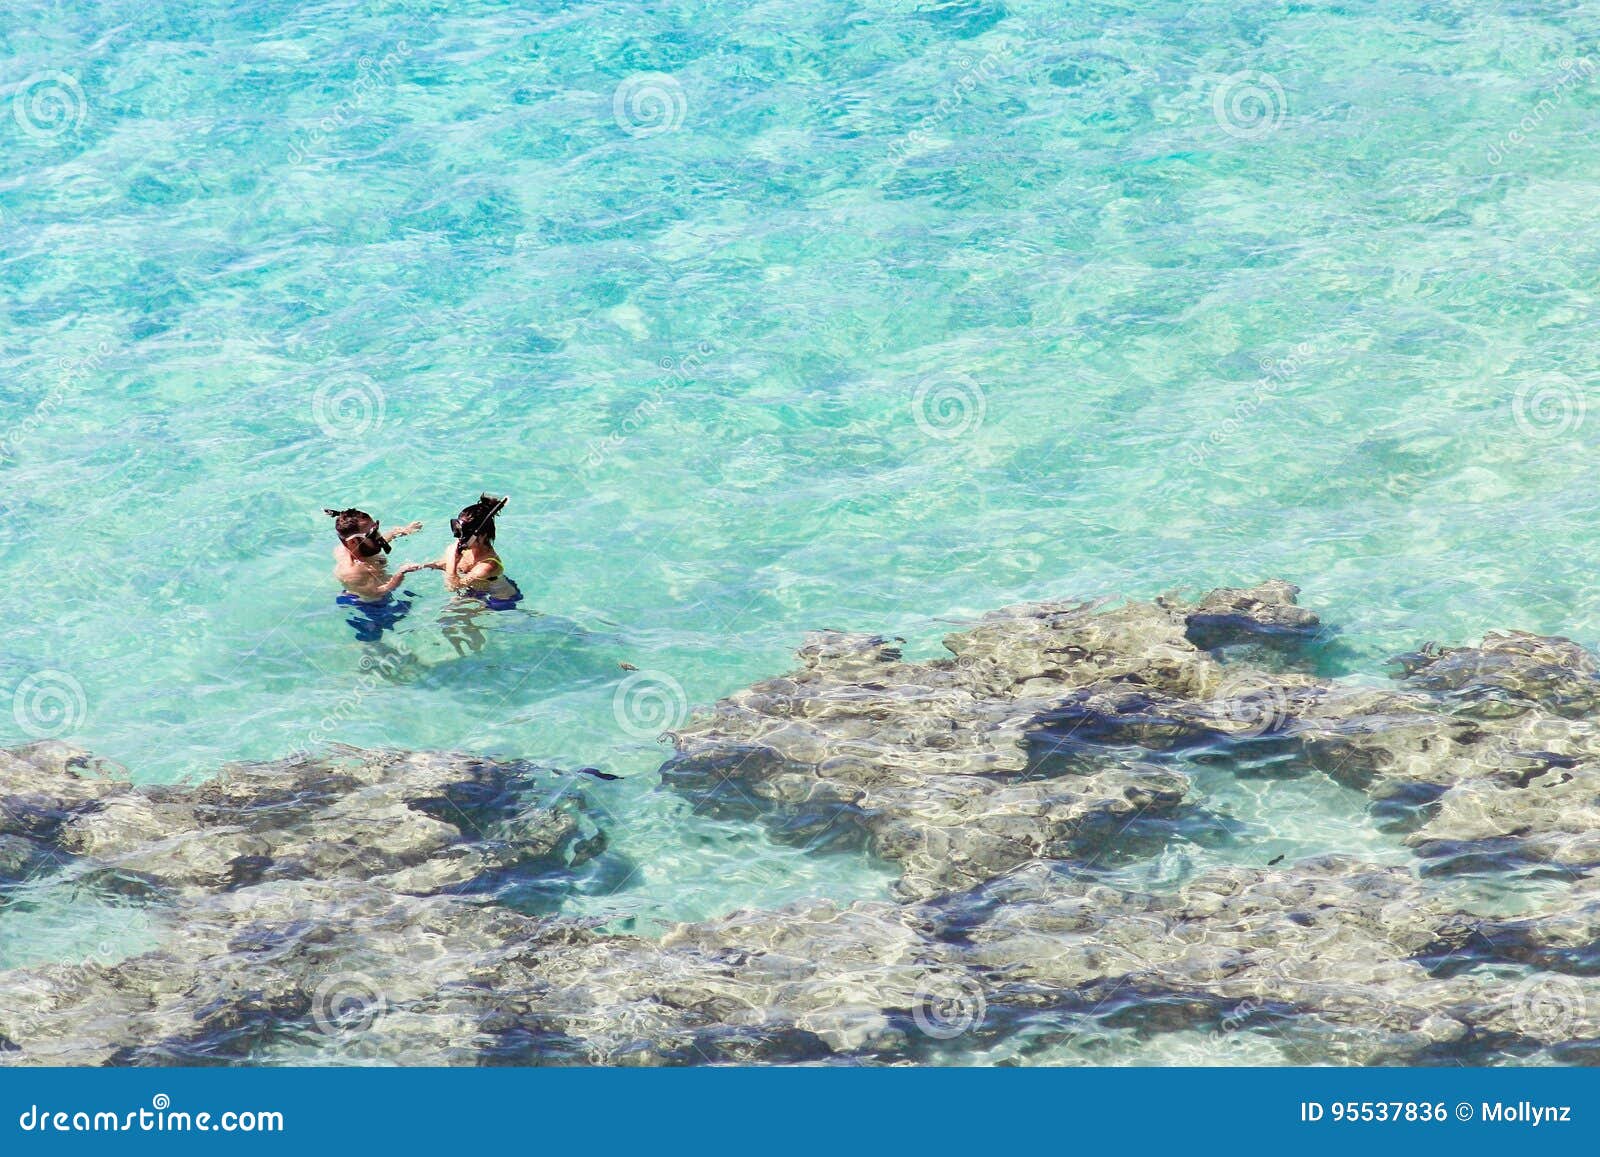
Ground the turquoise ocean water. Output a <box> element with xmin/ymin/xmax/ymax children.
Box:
<box><xmin>3</xmin><ymin>0</ymin><xmax>1600</xmax><ymax>1058</ymax></box>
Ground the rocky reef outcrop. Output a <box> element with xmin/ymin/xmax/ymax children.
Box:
<box><xmin>3</xmin><ymin>580</ymin><xmax>1599</xmax><ymax>1067</ymax></box>
<box><xmin>4</xmin><ymin>852</ymin><xmax>1598</xmax><ymax>1067</ymax></box>
<box><xmin>660</xmin><ymin>584</ymin><xmax>1315</xmax><ymax>899</ymax></box>
<box><xmin>0</xmin><ymin>742</ymin><xmax>606</xmax><ymax>899</ymax></box>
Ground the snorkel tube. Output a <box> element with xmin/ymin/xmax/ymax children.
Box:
<box><xmin>450</xmin><ymin>494</ymin><xmax>508</xmax><ymax>546</ymax></box>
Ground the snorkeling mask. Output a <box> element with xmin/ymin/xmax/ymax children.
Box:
<box><xmin>347</xmin><ymin>523</ymin><xmax>390</xmax><ymax>556</ymax></box>
<box><xmin>451</xmin><ymin>494</ymin><xmax>508</xmax><ymax>545</ymax></box>
<box><xmin>324</xmin><ymin>507</ymin><xmax>391</xmax><ymax>555</ymax></box>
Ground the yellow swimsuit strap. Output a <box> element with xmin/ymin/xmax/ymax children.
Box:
<box><xmin>458</xmin><ymin>548</ymin><xmax>503</xmax><ymax>577</ymax></box>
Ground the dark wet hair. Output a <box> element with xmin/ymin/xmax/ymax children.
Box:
<box><xmin>324</xmin><ymin>507</ymin><xmax>389</xmax><ymax>555</ymax></box>
<box><xmin>451</xmin><ymin>494</ymin><xmax>507</xmax><ymax>545</ymax></box>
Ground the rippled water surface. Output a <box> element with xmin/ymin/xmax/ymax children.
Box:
<box><xmin>3</xmin><ymin>0</ymin><xmax>1600</xmax><ymax>1057</ymax></box>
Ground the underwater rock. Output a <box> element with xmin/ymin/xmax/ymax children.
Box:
<box><xmin>667</xmin><ymin>582</ymin><xmax>1600</xmax><ymax>888</ymax></box>
<box><xmin>941</xmin><ymin>597</ymin><xmax>1214</xmax><ymax>698</ymax></box>
<box><xmin>1395</xmin><ymin>631</ymin><xmax>1600</xmax><ymax>718</ymax></box>
<box><xmin>0</xmin><ymin>743</ymin><xmax>132</xmax><ymax>896</ymax></box>
<box><xmin>8</xmin><ymin>580</ymin><xmax>1600</xmax><ymax>1067</ymax></box>
<box><xmin>0</xmin><ymin>833</ymin><xmax>54</xmax><ymax>890</ymax></box>
<box><xmin>663</xmin><ymin>627</ymin><xmax>1196</xmax><ymax>897</ymax></box>
<box><xmin>935</xmin><ymin>856</ymin><xmax>1518</xmax><ymax>1064</ymax></box>
<box><xmin>2</xmin><ymin>854</ymin><xmax>1597</xmax><ymax>1067</ymax></box>
<box><xmin>0</xmin><ymin>873</ymin><xmax>921</xmax><ymax>1065</ymax></box>
<box><xmin>0</xmin><ymin>745</ymin><xmax>605</xmax><ymax>900</ymax></box>
<box><xmin>1289</xmin><ymin>647</ymin><xmax>1600</xmax><ymax>872</ymax></box>
<box><xmin>0</xmin><ymin>742</ymin><xmax>128</xmax><ymax>841</ymax></box>
<box><xmin>1181</xmin><ymin>579</ymin><xmax>1322</xmax><ymax>649</ymax></box>
<box><xmin>664</xmin><ymin>584</ymin><xmax>1335</xmax><ymax>896</ymax></box>
<box><xmin>0</xmin><ymin>880</ymin><xmax>534</xmax><ymax>1065</ymax></box>
<box><xmin>1406</xmin><ymin>760</ymin><xmax>1600</xmax><ymax>874</ymax></box>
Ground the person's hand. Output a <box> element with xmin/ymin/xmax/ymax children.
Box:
<box><xmin>397</xmin><ymin>562</ymin><xmax>424</xmax><ymax>575</ymax></box>
<box><xmin>397</xmin><ymin>521</ymin><xmax>423</xmax><ymax>536</ymax></box>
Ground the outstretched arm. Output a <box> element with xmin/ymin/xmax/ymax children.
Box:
<box><xmin>383</xmin><ymin>521</ymin><xmax>423</xmax><ymax>543</ymax></box>
<box><xmin>377</xmin><ymin>562</ymin><xmax>433</xmax><ymax>594</ymax></box>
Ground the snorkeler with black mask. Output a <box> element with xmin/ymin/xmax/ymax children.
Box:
<box><xmin>441</xmin><ymin>494</ymin><xmax>523</xmax><ymax>610</ymax></box>
<box><xmin>325</xmin><ymin>507</ymin><xmax>440</xmax><ymax>640</ymax></box>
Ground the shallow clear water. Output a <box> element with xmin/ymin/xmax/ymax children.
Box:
<box><xmin>3</xmin><ymin>0</ymin><xmax>1599</xmax><ymax>1037</ymax></box>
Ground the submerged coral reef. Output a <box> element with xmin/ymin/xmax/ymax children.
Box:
<box><xmin>3</xmin><ymin>581</ymin><xmax>1599</xmax><ymax>1066</ymax></box>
